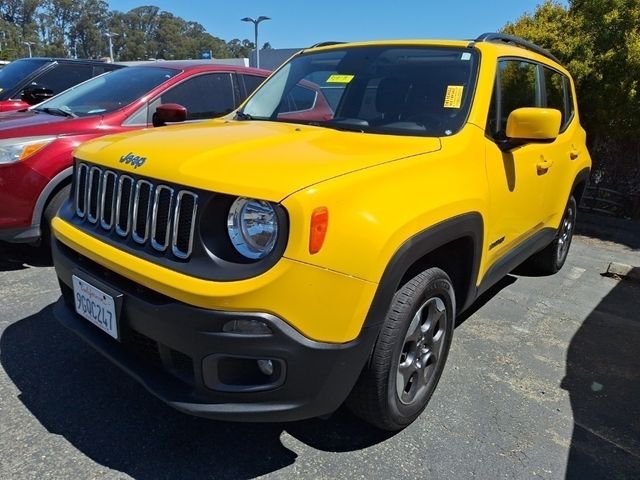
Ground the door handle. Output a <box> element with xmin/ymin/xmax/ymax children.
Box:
<box><xmin>537</xmin><ymin>156</ymin><xmax>553</xmax><ymax>171</ymax></box>
<box><xmin>570</xmin><ymin>149</ymin><xmax>580</xmax><ymax>160</ymax></box>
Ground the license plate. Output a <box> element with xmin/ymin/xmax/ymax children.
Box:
<box><xmin>72</xmin><ymin>275</ymin><xmax>119</xmax><ymax>340</ymax></box>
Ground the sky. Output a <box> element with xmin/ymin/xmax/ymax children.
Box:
<box><xmin>107</xmin><ymin>0</ymin><xmax>566</xmax><ymax>49</ymax></box>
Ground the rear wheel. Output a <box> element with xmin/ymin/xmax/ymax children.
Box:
<box><xmin>525</xmin><ymin>195</ymin><xmax>577</xmax><ymax>275</ymax></box>
<box><xmin>347</xmin><ymin>267</ymin><xmax>455</xmax><ymax>431</ymax></box>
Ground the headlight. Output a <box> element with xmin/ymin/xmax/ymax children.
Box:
<box><xmin>0</xmin><ymin>136</ymin><xmax>56</xmax><ymax>165</ymax></box>
<box><xmin>227</xmin><ymin>197</ymin><xmax>279</xmax><ymax>259</ymax></box>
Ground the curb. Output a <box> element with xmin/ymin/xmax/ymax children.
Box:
<box><xmin>605</xmin><ymin>262</ymin><xmax>640</xmax><ymax>281</ymax></box>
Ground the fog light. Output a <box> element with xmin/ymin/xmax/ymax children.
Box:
<box><xmin>222</xmin><ymin>319</ymin><xmax>272</xmax><ymax>335</ymax></box>
<box><xmin>257</xmin><ymin>359</ymin><xmax>274</xmax><ymax>376</ymax></box>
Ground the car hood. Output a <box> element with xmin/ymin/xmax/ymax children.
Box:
<box><xmin>0</xmin><ymin>110</ymin><xmax>101</xmax><ymax>137</ymax></box>
<box><xmin>75</xmin><ymin>120</ymin><xmax>442</xmax><ymax>201</ymax></box>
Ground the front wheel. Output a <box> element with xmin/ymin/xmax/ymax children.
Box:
<box><xmin>347</xmin><ymin>267</ymin><xmax>455</xmax><ymax>431</ymax></box>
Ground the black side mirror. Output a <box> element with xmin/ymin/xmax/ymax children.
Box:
<box><xmin>22</xmin><ymin>85</ymin><xmax>55</xmax><ymax>105</ymax></box>
<box><xmin>152</xmin><ymin>103</ymin><xmax>188</xmax><ymax>127</ymax></box>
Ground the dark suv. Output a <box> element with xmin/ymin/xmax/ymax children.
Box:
<box><xmin>0</xmin><ymin>58</ymin><xmax>122</xmax><ymax>112</ymax></box>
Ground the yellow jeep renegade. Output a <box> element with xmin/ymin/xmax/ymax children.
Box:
<box><xmin>51</xmin><ymin>33</ymin><xmax>591</xmax><ymax>430</ymax></box>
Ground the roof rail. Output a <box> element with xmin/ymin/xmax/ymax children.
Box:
<box><xmin>308</xmin><ymin>41</ymin><xmax>345</xmax><ymax>49</ymax></box>
<box><xmin>474</xmin><ymin>32</ymin><xmax>560</xmax><ymax>64</ymax></box>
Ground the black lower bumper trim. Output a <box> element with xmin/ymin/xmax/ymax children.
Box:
<box><xmin>52</xmin><ymin>237</ymin><xmax>378</xmax><ymax>422</ymax></box>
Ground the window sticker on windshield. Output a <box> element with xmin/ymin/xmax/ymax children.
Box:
<box><xmin>444</xmin><ymin>85</ymin><xmax>464</xmax><ymax>108</ymax></box>
<box><xmin>461</xmin><ymin>52</ymin><xmax>472</xmax><ymax>61</ymax></box>
<box><xmin>327</xmin><ymin>74</ymin><xmax>354</xmax><ymax>84</ymax></box>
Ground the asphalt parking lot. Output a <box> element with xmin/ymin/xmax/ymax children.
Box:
<box><xmin>0</xmin><ymin>233</ymin><xmax>639</xmax><ymax>479</ymax></box>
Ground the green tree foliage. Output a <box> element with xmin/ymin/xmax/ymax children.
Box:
<box><xmin>0</xmin><ymin>1</ymin><xmax>257</xmax><ymax>61</ymax></box>
<box><xmin>0</xmin><ymin>0</ymin><xmax>41</xmax><ymax>57</ymax></box>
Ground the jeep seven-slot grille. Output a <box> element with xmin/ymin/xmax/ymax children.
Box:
<box><xmin>74</xmin><ymin>162</ymin><xmax>198</xmax><ymax>259</ymax></box>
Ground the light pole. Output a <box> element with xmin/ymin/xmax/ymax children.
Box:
<box><xmin>22</xmin><ymin>41</ymin><xmax>35</xmax><ymax>58</ymax></box>
<box><xmin>241</xmin><ymin>16</ymin><xmax>270</xmax><ymax>68</ymax></box>
<box><xmin>104</xmin><ymin>32</ymin><xmax>118</xmax><ymax>62</ymax></box>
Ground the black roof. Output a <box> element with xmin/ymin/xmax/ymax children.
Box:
<box><xmin>473</xmin><ymin>33</ymin><xmax>560</xmax><ymax>64</ymax></box>
<box><xmin>24</xmin><ymin>57</ymin><xmax>123</xmax><ymax>67</ymax></box>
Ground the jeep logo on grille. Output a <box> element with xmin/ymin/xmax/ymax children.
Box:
<box><xmin>120</xmin><ymin>152</ymin><xmax>146</xmax><ymax>168</ymax></box>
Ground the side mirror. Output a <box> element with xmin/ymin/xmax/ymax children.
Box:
<box><xmin>22</xmin><ymin>85</ymin><xmax>55</xmax><ymax>105</ymax></box>
<box><xmin>506</xmin><ymin>107</ymin><xmax>561</xmax><ymax>143</ymax></box>
<box><xmin>152</xmin><ymin>103</ymin><xmax>188</xmax><ymax>127</ymax></box>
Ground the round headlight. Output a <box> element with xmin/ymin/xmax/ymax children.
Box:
<box><xmin>227</xmin><ymin>197</ymin><xmax>279</xmax><ymax>260</ymax></box>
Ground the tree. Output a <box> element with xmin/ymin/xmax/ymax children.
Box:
<box><xmin>72</xmin><ymin>0</ymin><xmax>109</xmax><ymax>58</ymax></box>
<box><xmin>226</xmin><ymin>37</ymin><xmax>254</xmax><ymax>58</ymax></box>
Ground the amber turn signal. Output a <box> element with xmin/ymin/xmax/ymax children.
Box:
<box><xmin>309</xmin><ymin>207</ymin><xmax>328</xmax><ymax>254</ymax></box>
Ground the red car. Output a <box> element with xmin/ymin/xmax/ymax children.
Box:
<box><xmin>0</xmin><ymin>62</ymin><xmax>270</xmax><ymax>246</ymax></box>
<box><xmin>0</xmin><ymin>58</ymin><xmax>122</xmax><ymax>112</ymax></box>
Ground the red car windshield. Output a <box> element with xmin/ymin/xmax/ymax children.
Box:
<box><xmin>240</xmin><ymin>46</ymin><xmax>479</xmax><ymax>137</ymax></box>
<box><xmin>34</xmin><ymin>67</ymin><xmax>180</xmax><ymax>117</ymax></box>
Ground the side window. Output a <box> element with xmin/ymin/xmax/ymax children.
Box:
<box><xmin>543</xmin><ymin>67</ymin><xmax>567</xmax><ymax>129</ymax></box>
<box><xmin>241</xmin><ymin>74</ymin><xmax>265</xmax><ymax>96</ymax></box>
<box><xmin>487</xmin><ymin>59</ymin><xmax>539</xmax><ymax>139</ymax></box>
<box><xmin>564</xmin><ymin>76</ymin><xmax>575</xmax><ymax>127</ymax></box>
<box><xmin>152</xmin><ymin>73</ymin><xmax>235</xmax><ymax>121</ymax></box>
<box><xmin>93</xmin><ymin>65</ymin><xmax>111</xmax><ymax>76</ymax></box>
<box><xmin>31</xmin><ymin>64</ymin><xmax>93</xmax><ymax>95</ymax></box>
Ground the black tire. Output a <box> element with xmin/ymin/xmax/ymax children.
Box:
<box><xmin>346</xmin><ymin>267</ymin><xmax>455</xmax><ymax>431</ymax></box>
<box><xmin>525</xmin><ymin>195</ymin><xmax>577</xmax><ymax>275</ymax></box>
<box><xmin>40</xmin><ymin>184</ymin><xmax>70</xmax><ymax>252</ymax></box>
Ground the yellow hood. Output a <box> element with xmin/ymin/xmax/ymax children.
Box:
<box><xmin>75</xmin><ymin>119</ymin><xmax>442</xmax><ymax>201</ymax></box>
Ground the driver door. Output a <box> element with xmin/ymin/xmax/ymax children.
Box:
<box><xmin>484</xmin><ymin>59</ymin><xmax>549</xmax><ymax>267</ymax></box>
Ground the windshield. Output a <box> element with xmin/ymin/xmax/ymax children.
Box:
<box><xmin>35</xmin><ymin>66</ymin><xmax>180</xmax><ymax>117</ymax></box>
<box><xmin>241</xmin><ymin>46</ymin><xmax>479</xmax><ymax>136</ymax></box>
<box><xmin>0</xmin><ymin>59</ymin><xmax>49</xmax><ymax>98</ymax></box>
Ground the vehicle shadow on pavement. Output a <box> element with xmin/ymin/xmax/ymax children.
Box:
<box><xmin>456</xmin><ymin>274</ymin><xmax>518</xmax><ymax>327</ymax></box>
<box><xmin>0</xmin><ymin>305</ymin><xmax>394</xmax><ymax>479</ymax></box>
<box><xmin>0</xmin><ymin>242</ymin><xmax>52</xmax><ymax>271</ymax></box>
<box><xmin>561</xmin><ymin>273</ymin><xmax>640</xmax><ymax>479</ymax></box>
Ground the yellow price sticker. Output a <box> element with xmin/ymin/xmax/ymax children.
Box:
<box><xmin>327</xmin><ymin>74</ymin><xmax>355</xmax><ymax>84</ymax></box>
<box><xmin>444</xmin><ymin>85</ymin><xmax>464</xmax><ymax>109</ymax></box>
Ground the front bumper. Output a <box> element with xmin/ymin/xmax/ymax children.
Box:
<box><xmin>52</xmin><ymin>238</ymin><xmax>379</xmax><ymax>422</ymax></box>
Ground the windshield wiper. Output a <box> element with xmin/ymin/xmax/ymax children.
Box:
<box><xmin>321</xmin><ymin>123</ymin><xmax>366</xmax><ymax>133</ymax></box>
<box><xmin>36</xmin><ymin>107</ymin><xmax>77</xmax><ymax>118</ymax></box>
<box><xmin>235</xmin><ymin>111</ymin><xmax>253</xmax><ymax>120</ymax></box>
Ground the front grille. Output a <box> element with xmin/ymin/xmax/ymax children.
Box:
<box><xmin>74</xmin><ymin>162</ymin><xmax>198</xmax><ymax>259</ymax></box>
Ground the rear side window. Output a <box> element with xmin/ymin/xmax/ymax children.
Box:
<box><xmin>156</xmin><ymin>73</ymin><xmax>236</xmax><ymax>120</ymax></box>
<box><xmin>543</xmin><ymin>67</ymin><xmax>574</xmax><ymax>131</ymax></box>
<box><xmin>487</xmin><ymin>60</ymin><xmax>539</xmax><ymax>139</ymax></box>
<box><xmin>241</xmin><ymin>74</ymin><xmax>265</xmax><ymax>96</ymax></box>
<box><xmin>31</xmin><ymin>64</ymin><xmax>94</xmax><ymax>95</ymax></box>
